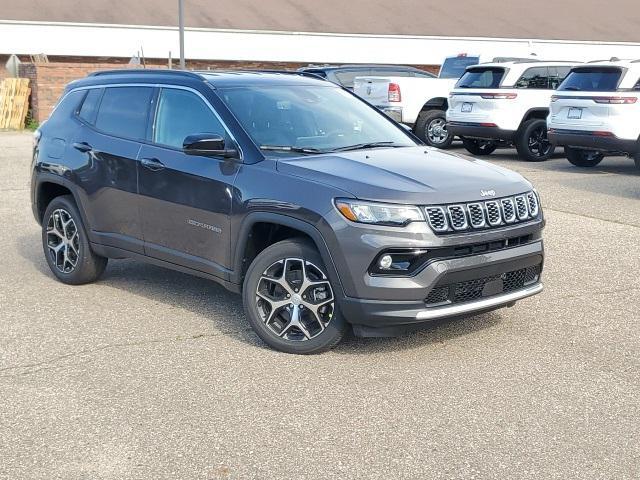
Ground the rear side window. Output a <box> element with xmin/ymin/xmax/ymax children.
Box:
<box><xmin>633</xmin><ymin>78</ymin><xmax>640</xmax><ymax>91</ymax></box>
<box><xmin>439</xmin><ymin>56</ymin><xmax>480</xmax><ymax>79</ymax></box>
<box><xmin>456</xmin><ymin>68</ymin><xmax>505</xmax><ymax>88</ymax></box>
<box><xmin>515</xmin><ymin>67</ymin><xmax>550</xmax><ymax>89</ymax></box>
<box><xmin>78</xmin><ymin>88</ymin><xmax>103</xmax><ymax>124</ymax></box>
<box><xmin>559</xmin><ymin>68</ymin><xmax>622</xmax><ymax>92</ymax></box>
<box><xmin>549</xmin><ymin>66</ymin><xmax>572</xmax><ymax>89</ymax></box>
<box><xmin>153</xmin><ymin>88</ymin><xmax>227</xmax><ymax>149</ymax></box>
<box><xmin>50</xmin><ymin>90</ymin><xmax>85</xmax><ymax>121</ymax></box>
<box><xmin>95</xmin><ymin>86</ymin><xmax>153</xmax><ymax>139</ymax></box>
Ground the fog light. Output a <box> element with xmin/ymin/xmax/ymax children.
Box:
<box><xmin>379</xmin><ymin>254</ymin><xmax>393</xmax><ymax>270</ymax></box>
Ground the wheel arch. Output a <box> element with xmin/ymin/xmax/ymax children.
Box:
<box><xmin>34</xmin><ymin>175</ymin><xmax>83</xmax><ymax>226</ymax></box>
<box><xmin>519</xmin><ymin>108</ymin><xmax>550</xmax><ymax>129</ymax></box>
<box><xmin>419</xmin><ymin>97</ymin><xmax>449</xmax><ymax>113</ymax></box>
<box><xmin>232</xmin><ymin>212</ymin><xmax>344</xmax><ymax>296</ymax></box>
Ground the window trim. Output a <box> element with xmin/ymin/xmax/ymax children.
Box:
<box><xmin>65</xmin><ymin>83</ymin><xmax>243</xmax><ymax>161</ymax></box>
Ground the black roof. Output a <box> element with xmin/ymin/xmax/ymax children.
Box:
<box><xmin>70</xmin><ymin>69</ymin><xmax>334</xmax><ymax>90</ymax></box>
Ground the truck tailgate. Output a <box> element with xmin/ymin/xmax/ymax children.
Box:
<box><xmin>353</xmin><ymin>77</ymin><xmax>391</xmax><ymax>106</ymax></box>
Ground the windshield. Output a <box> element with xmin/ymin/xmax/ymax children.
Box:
<box><xmin>439</xmin><ymin>56</ymin><xmax>480</xmax><ymax>79</ymax></box>
<box><xmin>456</xmin><ymin>68</ymin><xmax>506</xmax><ymax>88</ymax></box>
<box><xmin>219</xmin><ymin>85</ymin><xmax>416</xmax><ymax>154</ymax></box>
<box><xmin>558</xmin><ymin>68</ymin><xmax>622</xmax><ymax>92</ymax></box>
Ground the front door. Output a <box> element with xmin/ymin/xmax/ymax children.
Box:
<box><xmin>137</xmin><ymin>87</ymin><xmax>239</xmax><ymax>277</ymax></box>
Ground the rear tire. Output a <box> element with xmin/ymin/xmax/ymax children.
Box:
<box><xmin>565</xmin><ymin>147</ymin><xmax>604</xmax><ymax>167</ymax></box>
<box><xmin>461</xmin><ymin>137</ymin><xmax>497</xmax><ymax>156</ymax></box>
<box><xmin>42</xmin><ymin>195</ymin><xmax>107</xmax><ymax>285</ymax></box>
<box><xmin>242</xmin><ymin>239</ymin><xmax>346</xmax><ymax>354</ymax></box>
<box><xmin>515</xmin><ymin>118</ymin><xmax>555</xmax><ymax>162</ymax></box>
<box><xmin>414</xmin><ymin>110</ymin><xmax>453</xmax><ymax>148</ymax></box>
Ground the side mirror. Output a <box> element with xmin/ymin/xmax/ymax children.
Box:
<box><xmin>183</xmin><ymin>134</ymin><xmax>239</xmax><ymax>159</ymax></box>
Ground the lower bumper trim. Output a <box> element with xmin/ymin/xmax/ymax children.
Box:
<box><xmin>447</xmin><ymin>122</ymin><xmax>516</xmax><ymax>141</ymax></box>
<box><xmin>415</xmin><ymin>283</ymin><xmax>543</xmax><ymax>320</ymax></box>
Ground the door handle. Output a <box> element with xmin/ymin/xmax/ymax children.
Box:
<box><xmin>140</xmin><ymin>157</ymin><xmax>166</xmax><ymax>172</ymax></box>
<box><xmin>72</xmin><ymin>142</ymin><xmax>93</xmax><ymax>153</ymax></box>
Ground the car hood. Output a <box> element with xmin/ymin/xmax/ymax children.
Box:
<box><xmin>276</xmin><ymin>146</ymin><xmax>533</xmax><ymax>204</ymax></box>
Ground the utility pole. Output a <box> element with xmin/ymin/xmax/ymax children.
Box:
<box><xmin>178</xmin><ymin>0</ymin><xmax>185</xmax><ymax>69</ymax></box>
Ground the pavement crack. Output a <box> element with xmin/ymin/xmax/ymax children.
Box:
<box><xmin>0</xmin><ymin>333</ymin><xmax>222</xmax><ymax>378</ymax></box>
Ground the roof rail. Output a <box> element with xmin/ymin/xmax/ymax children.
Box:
<box><xmin>89</xmin><ymin>69</ymin><xmax>204</xmax><ymax>80</ymax></box>
<box><xmin>207</xmin><ymin>69</ymin><xmax>330</xmax><ymax>82</ymax></box>
<box><xmin>630</xmin><ymin>59</ymin><xmax>640</xmax><ymax>63</ymax></box>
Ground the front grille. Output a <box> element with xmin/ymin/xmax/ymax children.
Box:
<box><xmin>424</xmin><ymin>191</ymin><xmax>540</xmax><ymax>234</ymax></box>
<box><xmin>424</xmin><ymin>264</ymin><xmax>541</xmax><ymax>307</ymax></box>
<box><xmin>425</xmin><ymin>207</ymin><xmax>448</xmax><ymax>232</ymax></box>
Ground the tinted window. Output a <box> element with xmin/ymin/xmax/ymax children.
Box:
<box><xmin>78</xmin><ymin>88</ymin><xmax>103</xmax><ymax>124</ymax></box>
<box><xmin>559</xmin><ymin>68</ymin><xmax>622</xmax><ymax>92</ymax></box>
<box><xmin>154</xmin><ymin>88</ymin><xmax>227</xmax><ymax>149</ymax></box>
<box><xmin>549</xmin><ymin>66</ymin><xmax>572</xmax><ymax>89</ymax></box>
<box><xmin>439</xmin><ymin>56</ymin><xmax>480</xmax><ymax>79</ymax></box>
<box><xmin>634</xmin><ymin>78</ymin><xmax>640</xmax><ymax>91</ymax></box>
<box><xmin>515</xmin><ymin>67</ymin><xmax>550</xmax><ymax>89</ymax></box>
<box><xmin>457</xmin><ymin>68</ymin><xmax>505</xmax><ymax>88</ymax></box>
<box><xmin>369</xmin><ymin>68</ymin><xmax>435</xmax><ymax>78</ymax></box>
<box><xmin>95</xmin><ymin>87</ymin><xmax>153</xmax><ymax>139</ymax></box>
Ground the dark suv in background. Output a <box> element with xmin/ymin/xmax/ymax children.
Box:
<box><xmin>298</xmin><ymin>64</ymin><xmax>435</xmax><ymax>90</ymax></box>
<box><xmin>32</xmin><ymin>69</ymin><xmax>544</xmax><ymax>354</ymax></box>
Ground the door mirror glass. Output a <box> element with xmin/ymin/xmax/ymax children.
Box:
<box><xmin>183</xmin><ymin>134</ymin><xmax>238</xmax><ymax>158</ymax></box>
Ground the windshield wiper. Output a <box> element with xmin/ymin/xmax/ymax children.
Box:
<box><xmin>260</xmin><ymin>145</ymin><xmax>325</xmax><ymax>154</ymax></box>
<box><xmin>329</xmin><ymin>141</ymin><xmax>404</xmax><ymax>152</ymax></box>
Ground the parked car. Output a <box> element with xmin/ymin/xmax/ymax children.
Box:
<box><xmin>31</xmin><ymin>69</ymin><xmax>544</xmax><ymax>354</ymax></box>
<box><xmin>547</xmin><ymin>59</ymin><xmax>640</xmax><ymax>169</ymax></box>
<box><xmin>353</xmin><ymin>54</ymin><xmax>535</xmax><ymax>147</ymax></box>
<box><xmin>447</xmin><ymin>60</ymin><xmax>578</xmax><ymax>161</ymax></box>
<box><xmin>297</xmin><ymin>64</ymin><xmax>435</xmax><ymax>91</ymax></box>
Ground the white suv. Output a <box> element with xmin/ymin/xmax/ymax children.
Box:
<box><xmin>547</xmin><ymin>60</ymin><xmax>640</xmax><ymax>169</ymax></box>
<box><xmin>447</xmin><ymin>61</ymin><xmax>577</xmax><ymax>161</ymax></box>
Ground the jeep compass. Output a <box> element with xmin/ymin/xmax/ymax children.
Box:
<box><xmin>31</xmin><ymin>70</ymin><xmax>544</xmax><ymax>354</ymax></box>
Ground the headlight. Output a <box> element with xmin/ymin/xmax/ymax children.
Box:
<box><xmin>335</xmin><ymin>199</ymin><xmax>424</xmax><ymax>226</ymax></box>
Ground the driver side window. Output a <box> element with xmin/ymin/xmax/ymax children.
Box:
<box><xmin>154</xmin><ymin>88</ymin><xmax>227</xmax><ymax>149</ymax></box>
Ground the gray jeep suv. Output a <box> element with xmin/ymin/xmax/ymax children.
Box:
<box><xmin>31</xmin><ymin>69</ymin><xmax>544</xmax><ymax>354</ymax></box>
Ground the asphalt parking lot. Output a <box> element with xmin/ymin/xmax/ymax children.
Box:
<box><xmin>0</xmin><ymin>131</ymin><xmax>638</xmax><ymax>479</ymax></box>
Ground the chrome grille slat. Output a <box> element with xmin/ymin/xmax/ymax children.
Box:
<box><xmin>425</xmin><ymin>206</ymin><xmax>448</xmax><ymax>232</ymax></box>
<box><xmin>447</xmin><ymin>205</ymin><xmax>468</xmax><ymax>230</ymax></box>
<box><xmin>501</xmin><ymin>198</ymin><xmax>516</xmax><ymax>223</ymax></box>
<box><xmin>424</xmin><ymin>191</ymin><xmax>540</xmax><ymax>234</ymax></box>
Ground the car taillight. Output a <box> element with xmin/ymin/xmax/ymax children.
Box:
<box><xmin>480</xmin><ymin>93</ymin><xmax>517</xmax><ymax>99</ymax></box>
<box><xmin>388</xmin><ymin>83</ymin><xmax>401</xmax><ymax>102</ymax></box>
<box><xmin>593</xmin><ymin>96</ymin><xmax>637</xmax><ymax>104</ymax></box>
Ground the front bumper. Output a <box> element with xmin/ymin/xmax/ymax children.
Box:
<box><xmin>548</xmin><ymin>129</ymin><xmax>637</xmax><ymax>154</ymax></box>
<box><xmin>339</xmin><ymin>240</ymin><xmax>544</xmax><ymax>327</ymax></box>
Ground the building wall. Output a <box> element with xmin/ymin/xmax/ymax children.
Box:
<box><xmin>18</xmin><ymin>58</ymin><xmax>439</xmax><ymax>123</ymax></box>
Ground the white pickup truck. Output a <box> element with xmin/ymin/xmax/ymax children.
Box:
<box><xmin>354</xmin><ymin>54</ymin><xmax>530</xmax><ymax>147</ymax></box>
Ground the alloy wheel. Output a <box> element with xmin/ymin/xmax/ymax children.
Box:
<box><xmin>255</xmin><ymin>258</ymin><xmax>334</xmax><ymax>341</ymax></box>
<box><xmin>528</xmin><ymin>125</ymin><xmax>553</xmax><ymax>157</ymax></box>
<box><xmin>427</xmin><ymin>118</ymin><xmax>449</xmax><ymax>145</ymax></box>
<box><xmin>46</xmin><ymin>208</ymin><xmax>80</xmax><ymax>273</ymax></box>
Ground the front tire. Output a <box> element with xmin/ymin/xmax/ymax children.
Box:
<box><xmin>565</xmin><ymin>147</ymin><xmax>604</xmax><ymax>167</ymax></box>
<box><xmin>42</xmin><ymin>195</ymin><xmax>107</xmax><ymax>285</ymax></box>
<box><xmin>461</xmin><ymin>137</ymin><xmax>497</xmax><ymax>156</ymax></box>
<box><xmin>414</xmin><ymin>110</ymin><xmax>453</xmax><ymax>148</ymax></box>
<box><xmin>242</xmin><ymin>239</ymin><xmax>346</xmax><ymax>354</ymax></box>
<box><xmin>515</xmin><ymin>119</ymin><xmax>555</xmax><ymax>162</ymax></box>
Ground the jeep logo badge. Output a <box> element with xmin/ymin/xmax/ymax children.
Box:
<box><xmin>480</xmin><ymin>189</ymin><xmax>496</xmax><ymax>197</ymax></box>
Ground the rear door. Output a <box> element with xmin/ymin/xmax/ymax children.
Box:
<box><xmin>137</xmin><ymin>86</ymin><xmax>239</xmax><ymax>277</ymax></box>
<box><xmin>73</xmin><ymin>85</ymin><xmax>154</xmax><ymax>253</ymax></box>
